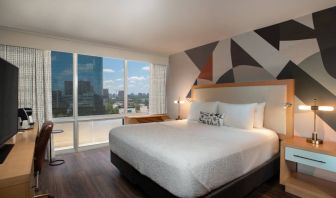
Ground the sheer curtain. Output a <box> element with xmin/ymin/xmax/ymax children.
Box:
<box><xmin>0</xmin><ymin>44</ymin><xmax>52</xmax><ymax>125</ymax></box>
<box><xmin>149</xmin><ymin>64</ymin><xmax>168</xmax><ymax>114</ymax></box>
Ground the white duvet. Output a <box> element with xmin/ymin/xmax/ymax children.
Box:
<box><xmin>109</xmin><ymin>120</ymin><xmax>279</xmax><ymax>198</ymax></box>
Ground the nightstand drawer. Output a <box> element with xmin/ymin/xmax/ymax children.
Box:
<box><xmin>285</xmin><ymin>147</ymin><xmax>336</xmax><ymax>172</ymax></box>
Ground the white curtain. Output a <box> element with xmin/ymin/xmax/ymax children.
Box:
<box><xmin>149</xmin><ymin>64</ymin><xmax>168</xmax><ymax>114</ymax></box>
<box><xmin>0</xmin><ymin>44</ymin><xmax>52</xmax><ymax>125</ymax></box>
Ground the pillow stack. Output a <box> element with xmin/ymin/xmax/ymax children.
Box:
<box><xmin>188</xmin><ymin>101</ymin><xmax>266</xmax><ymax>129</ymax></box>
<box><xmin>188</xmin><ymin>101</ymin><xmax>218</xmax><ymax>121</ymax></box>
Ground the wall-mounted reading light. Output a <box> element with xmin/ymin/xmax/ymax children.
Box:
<box><xmin>283</xmin><ymin>102</ymin><xmax>293</xmax><ymax>109</ymax></box>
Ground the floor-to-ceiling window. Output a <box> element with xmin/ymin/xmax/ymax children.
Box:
<box><xmin>52</xmin><ymin>51</ymin><xmax>74</xmax><ymax>118</ymax></box>
<box><xmin>51</xmin><ymin>51</ymin><xmax>75</xmax><ymax>150</ymax></box>
<box><xmin>127</xmin><ymin>60</ymin><xmax>150</xmax><ymax>114</ymax></box>
<box><xmin>77</xmin><ymin>55</ymin><xmax>125</xmax><ymax>147</ymax></box>
<box><xmin>51</xmin><ymin>51</ymin><xmax>151</xmax><ymax>151</ymax></box>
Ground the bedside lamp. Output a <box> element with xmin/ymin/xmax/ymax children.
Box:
<box><xmin>298</xmin><ymin>99</ymin><xmax>334</xmax><ymax>145</ymax></box>
<box><xmin>174</xmin><ymin>97</ymin><xmax>185</xmax><ymax>120</ymax></box>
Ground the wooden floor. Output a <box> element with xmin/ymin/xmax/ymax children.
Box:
<box><xmin>38</xmin><ymin>147</ymin><xmax>297</xmax><ymax>198</ymax></box>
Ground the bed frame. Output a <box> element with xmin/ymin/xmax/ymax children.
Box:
<box><xmin>111</xmin><ymin>151</ymin><xmax>279</xmax><ymax>198</ymax></box>
<box><xmin>110</xmin><ymin>79</ymin><xmax>294</xmax><ymax>197</ymax></box>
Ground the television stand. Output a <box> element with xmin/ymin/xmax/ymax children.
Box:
<box><xmin>0</xmin><ymin>144</ymin><xmax>14</xmax><ymax>164</ymax></box>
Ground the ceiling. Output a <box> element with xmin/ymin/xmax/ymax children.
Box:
<box><xmin>0</xmin><ymin>0</ymin><xmax>335</xmax><ymax>55</ymax></box>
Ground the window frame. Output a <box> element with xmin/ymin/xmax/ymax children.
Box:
<box><xmin>52</xmin><ymin>53</ymin><xmax>151</xmax><ymax>120</ymax></box>
<box><xmin>51</xmin><ymin>52</ymin><xmax>151</xmax><ymax>152</ymax></box>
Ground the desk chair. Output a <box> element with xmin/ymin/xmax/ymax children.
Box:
<box><xmin>33</xmin><ymin>121</ymin><xmax>54</xmax><ymax>198</ymax></box>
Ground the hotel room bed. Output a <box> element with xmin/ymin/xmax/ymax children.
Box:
<box><xmin>109</xmin><ymin>120</ymin><xmax>279</xmax><ymax>198</ymax></box>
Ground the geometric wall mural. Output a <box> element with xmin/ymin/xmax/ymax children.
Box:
<box><xmin>180</xmin><ymin>6</ymin><xmax>336</xmax><ymax>131</ymax></box>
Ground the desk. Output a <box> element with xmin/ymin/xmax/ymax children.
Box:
<box><xmin>124</xmin><ymin>114</ymin><xmax>170</xmax><ymax>125</ymax></box>
<box><xmin>0</xmin><ymin>127</ymin><xmax>37</xmax><ymax>198</ymax></box>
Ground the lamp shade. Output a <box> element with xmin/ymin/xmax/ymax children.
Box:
<box><xmin>298</xmin><ymin>99</ymin><xmax>333</xmax><ymax>145</ymax></box>
<box><xmin>298</xmin><ymin>105</ymin><xmax>312</xmax><ymax>111</ymax></box>
<box><xmin>174</xmin><ymin>99</ymin><xmax>185</xmax><ymax>104</ymax></box>
<box><xmin>318</xmin><ymin>106</ymin><xmax>334</xmax><ymax>111</ymax></box>
<box><xmin>298</xmin><ymin>105</ymin><xmax>334</xmax><ymax>111</ymax></box>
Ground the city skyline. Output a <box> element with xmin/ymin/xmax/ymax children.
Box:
<box><xmin>103</xmin><ymin>58</ymin><xmax>150</xmax><ymax>95</ymax></box>
<box><xmin>52</xmin><ymin>51</ymin><xmax>150</xmax><ymax>96</ymax></box>
<box><xmin>51</xmin><ymin>51</ymin><xmax>150</xmax><ymax>117</ymax></box>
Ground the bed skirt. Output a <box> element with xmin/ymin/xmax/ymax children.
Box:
<box><xmin>110</xmin><ymin>150</ymin><xmax>280</xmax><ymax>198</ymax></box>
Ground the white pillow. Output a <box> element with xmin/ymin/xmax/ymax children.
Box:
<box><xmin>218</xmin><ymin>102</ymin><xmax>257</xmax><ymax>129</ymax></box>
<box><xmin>188</xmin><ymin>101</ymin><xmax>218</xmax><ymax>121</ymax></box>
<box><xmin>254</xmin><ymin>102</ymin><xmax>266</xmax><ymax>128</ymax></box>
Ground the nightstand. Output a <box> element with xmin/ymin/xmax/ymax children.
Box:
<box><xmin>280</xmin><ymin>136</ymin><xmax>336</xmax><ymax>198</ymax></box>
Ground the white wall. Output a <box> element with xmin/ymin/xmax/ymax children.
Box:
<box><xmin>0</xmin><ymin>27</ymin><xmax>168</xmax><ymax>65</ymax></box>
<box><xmin>166</xmin><ymin>52</ymin><xmax>199</xmax><ymax>119</ymax></box>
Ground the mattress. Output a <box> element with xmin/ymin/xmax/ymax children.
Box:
<box><xmin>109</xmin><ymin>120</ymin><xmax>279</xmax><ymax>198</ymax></box>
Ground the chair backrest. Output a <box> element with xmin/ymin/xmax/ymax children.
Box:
<box><xmin>34</xmin><ymin>121</ymin><xmax>54</xmax><ymax>173</ymax></box>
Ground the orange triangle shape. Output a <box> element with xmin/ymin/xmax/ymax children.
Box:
<box><xmin>198</xmin><ymin>55</ymin><xmax>213</xmax><ymax>81</ymax></box>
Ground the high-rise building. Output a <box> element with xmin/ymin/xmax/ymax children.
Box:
<box><xmin>52</xmin><ymin>52</ymin><xmax>105</xmax><ymax>116</ymax></box>
<box><xmin>118</xmin><ymin>90</ymin><xmax>124</xmax><ymax>99</ymax></box>
<box><xmin>78</xmin><ymin>55</ymin><xmax>103</xmax><ymax>96</ymax></box>
<box><xmin>64</xmin><ymin>81</ymin><xmax>73</xmax><ymax>96</ymax></box>
<box><xmin>103</xmin><ymin>89</ymin><xmax>109</xmax><ymax>99</ymax></box>
<box><xmin>78</xmin><ymin>80</ymin><xmax>93</xmax><ymax>95</ymax></box>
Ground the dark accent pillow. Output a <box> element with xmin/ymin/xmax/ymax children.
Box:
<box><xmin>199</xmin><ymin>111</ymin><xmax>224</xmax><ymax>126</ymax></box>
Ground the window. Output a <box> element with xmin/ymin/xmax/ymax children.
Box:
<box><xmin>127</xmin><ymin>60</ymin><xmax>150</xmax><ymax>114</ymax></box>
<box><xmin>51</xmin><ymin>51</ymin><xmax>73</xmax><ymax>118</ymax></box>
<box><xmin>77</xmin><ymin>54</ymin><xmax>103</xmax><ymax>116</ymax></box>
<box><xmin>51</xmin><ymin>52</ymin><xmax>151</xmax><ymax>151</ymax></box>
<box><xmin>78</xmin><ymin>119</ymin><xmax>122</xmax><ymax>146</ymax></box>
<box><xmin>77</xmin><ymin>55</ymin><xmax>125</xmax><ymax>116</ymax></box>
<box><xmin>51</xmin><ymin>51</ymin><xmax>75</xmax><ymax>150</ymax></box>
<box><xmin>53</xmin><ymin>122</ymin><xmax>74</xmax><ymax>150</ymax></box>
<box><xmin>103</xmin><ymin>58</ymin><xmax>124</xmax><ymax>115</ymax></box>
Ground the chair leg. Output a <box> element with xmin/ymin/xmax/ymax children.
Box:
<box><xmin>33</xmin><ymin>171</ymin><xmax>54</xmax><ymax>198</ymax></box>
<box><xmin>35</xmin><ymin>171</ymin><xmax>39</xmax><ymax>192</ymax></box>
<box><xmin>34</xmin><ymin>194</ymin><xmax>54</xmax><ymax>198</ymax></box>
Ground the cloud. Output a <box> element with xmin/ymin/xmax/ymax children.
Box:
<box><xmin>103</xmin><ymin>68</ymin><xmax>115</xmax><ymax>73</ymax></box>
<box><xmin>128</xmin><ymin>76</ymin><xmax>145</xmax><ymax>81</ymax></box>
<box><xmin>142</xmin><ymin>66</ymin><xmax>150</xmax><ymax>71</ymax></box>
<box><xmin>103</xmin><ymin>80</ymin><xmax>124</xmax><ymax>94</ymax></box>
<box><xmin>103</xmin><ymin>80</ymin><xmax>114</xmax><ymax>88</ymax></box>
<box><xmin>116</xmin><ymin>78</ymin><xmax>123</xmax><ymax>81</ymax></box>
<box><xmin>104</xmin><ymin>80</ymin><xmax>114</xmax><ymax>83</ymax></box>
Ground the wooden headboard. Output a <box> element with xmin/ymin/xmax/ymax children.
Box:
<box><xmin>191</xmin><ymin>80</ymin><xmax>294</xmax><ymax>139</ymax></box>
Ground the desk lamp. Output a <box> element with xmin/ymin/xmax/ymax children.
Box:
<box><xmin>298</xmin><ymin>99</ymin><xmax>334</xmax><ymax>145</ymax></box>
<box><xmin>174</xmin><ymin>97</ymin><xmax>185</xmax><ymax>120</ymax></box>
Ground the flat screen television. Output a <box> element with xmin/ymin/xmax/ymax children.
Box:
<box><xmin>0</xmin><ymin>58</ymin><xmax>18</xmax><ymax>163</ymax></box>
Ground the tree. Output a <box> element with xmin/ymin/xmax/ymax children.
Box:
<box><xmin>105</xmin><ymin>99</ymin><xmax>119</xmax><ymax>114</ymax></box>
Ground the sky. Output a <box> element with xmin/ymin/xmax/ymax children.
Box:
<box><xmin>103</xmin><ymin>58</ymin><xmax>150</xmax><ymax>95</ymax></box>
